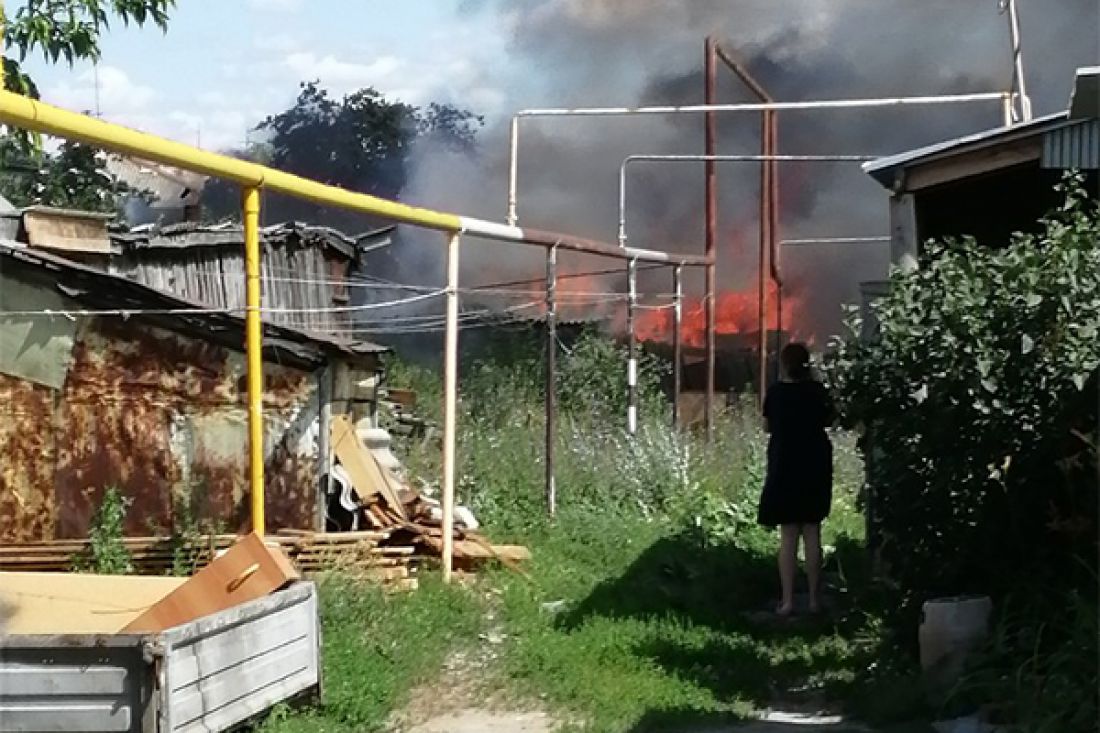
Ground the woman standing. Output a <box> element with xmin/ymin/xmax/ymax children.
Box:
<box><xmin>757</xmin><ymin>342</ymin><xmax>835</xmax><ymax>617</ymax></box>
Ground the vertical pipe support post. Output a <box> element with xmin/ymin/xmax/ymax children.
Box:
<box><xmin>758</xmin><ymin>111</ymin><xmax>771</xmax><ymax>407</ymax></box>
<box><xmin>703</xmin><ymin>36</ymin><xmax>718</xmax><ymax>442</ymax></box>
<box><xmin>626</xmin><ymin>257</ymin><xmax>639</xmax><ymax>436</ymax></box>
<box><xmin>672</xmin><ymin>265</ymin><xmax>683</xmax><ymax>429</ymax></box>
<box><xmin>441</xmin><ymin>231</ymin><xmax>461</xmax><ymax>583</ymax></box>
<box><xmin>242</xmin><ymin>185</ymin><xmax>265</xmax><ymax>537</ymax></box>
<box><xmin>768</xmin><ymin>110</ymin><xmax>783</xmax><ymax>386</ymax></box>
<box><xmin>507</xmin><ymin>116</ymin><xmax>520</xmax><ymax>225</ymax></box>
<box><xmin>544</xmin><ymin>245</ymin><xmax>558</xmax><ymax>516</ymax></box>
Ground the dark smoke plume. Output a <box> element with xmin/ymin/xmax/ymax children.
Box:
<box><xmin>398</xmin><ymin>0</ymin><xmax>1099</xmax><ymax>341</ymax></box>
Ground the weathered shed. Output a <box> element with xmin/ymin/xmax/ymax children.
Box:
<box><xmin>108</xmin><ymin>221</ymin><xmax>395</xmax><ymax>335</ymax></box>
<box><xmin>0</xmin><ymin>242</ymin><xmax>386</xmax><ymax>544</ymax></box>
<box><xmin>864</xmin><ymin>67</ymin><xmax>1099</xmax><ymax>272</ymax></box>
<box><xmin>859</xmin><ymin>66</ymin><xmax>1100</xmax><ymax>338</ymax></box>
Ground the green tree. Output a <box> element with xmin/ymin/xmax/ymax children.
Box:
<box><xmin>0</xmin><ymin>1</ymin><xmax>174</xmax><ymax>209</ymax></box>
<box><xmin>1</xmin><ymin>137</ymin><xmax>145</xmax><ymax>211</ymax></box>
<box><xmin>201</xmin><ymin>81</ymin><xmax>483</xmax><ymax>224</ymax></box>
<box><xmin>824</xmin><ymin>175</ymin><xmax>1099</xmax><ymax>615</ymax></box>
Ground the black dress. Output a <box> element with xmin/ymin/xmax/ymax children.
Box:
<box><xmin>756</xmin><ymin>380</ymin><xmax>835</xmax><ymax>528</ymax></box>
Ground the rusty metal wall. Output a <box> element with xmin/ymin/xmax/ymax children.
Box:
<box><xmin>0</xmin><ymin>308</ymin><xmax>323</xmax><ymax>543</ymax></box>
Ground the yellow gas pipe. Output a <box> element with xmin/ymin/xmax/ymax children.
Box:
<box><xmin>242</xmin><ymin>186</ymin><xmax>265</xmax><ymax>537</ymax></box>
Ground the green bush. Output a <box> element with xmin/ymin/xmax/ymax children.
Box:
<box><xmin>825</xmin><ymin>176</ymin><xmax>1099</xmax><ymax>730</ymax></box>
<box><xmin>825</xmin><ymin>175</ymin><xmax>1099</xmax><ymax>612</ymax></box>
<box><xmin>73</xmin><ymin>486</ymin><xmax>134</xmax><ymax>575</ymax></box>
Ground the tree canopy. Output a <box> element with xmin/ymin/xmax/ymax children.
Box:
<box><xmin>201</xmin><ymin>82</ymin><xmax>483</xmax><ymax>226</ymax></box>
<box><xmin>0</xmin><ymin>1</ymin><xmax>174</xmax><ymax>212</ymax></box>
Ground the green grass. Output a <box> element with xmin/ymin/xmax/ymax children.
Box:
<box><xmin>483</xmin><ymin>505</ymin><xmax>895</xmax><ymax>732</ymax></box>
<box><xmin>267</xmin><ymin>338</ymin><xmax>920</xmax><ymax>731</ymax></box>
<box><xmin>262</xmin><ymin>575</ymin><xmax>483</xmax><ymax>733</ymax></box>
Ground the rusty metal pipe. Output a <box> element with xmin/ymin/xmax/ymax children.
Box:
<box><xmin>704</xmin><ymin>36</ymin><xmax>718</xmax><ymax>441</ymax></box>
<box><xmin>518</xmin><ymin>225</ymin><xmax>710</xmax><ymax>267</ymax></box>
<box><xmin>758</xmin><ymin>112</ymin><xmax>770</xmax><ymax>403</ymax></box>
<box><xmin>672</xmin><ymin>265</ymin><xmax>683</xmax><ymax>429</ymax></box>
<box><xmin>769</xmin><ymin>111</ymin><xmax>783</xmax><ymax>385</ymax></box>
<box><xmin>714</xmin><ymin>41</ymin><xmax>774</xmax><ymax>403</ymax></box>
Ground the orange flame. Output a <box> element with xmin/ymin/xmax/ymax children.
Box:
<box><xmin>635</xmin><ymin>280</ymin><xmax>796</xmax><ymax>348</ymax></box>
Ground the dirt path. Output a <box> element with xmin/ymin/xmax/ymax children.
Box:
<box><xmin>405</xmin><ymin>708</ymin><xmax>867</xmax><ymax>732</ymax></box>
<box><xmin>392</xmin><ymin>587</ymin><xmax>560</xmax><ymax>733</ymax></box>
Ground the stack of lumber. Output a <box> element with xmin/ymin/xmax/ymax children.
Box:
<box><xmin>275</xmin><ymin>529</ymin><xmax>419</xmax><ymax>591</ymax></box>
<box><xmin>0</xmin><ymin>530</ymin><xmax>420</xmax><ymax>591</ymax></box>
<box><xmin>330</xmin><ymin>414</ymin><xmax>531</xmax><ymax>571</ymax></box>
<box><xmin>0</xmin><ymin>534</ymin><xmax>238</xmax><ymax>574</ymax></box>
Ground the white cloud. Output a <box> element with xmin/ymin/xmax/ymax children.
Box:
<box><xmin>45</xmin><ymin>65</ymin><xmax>157</xmax><ymax>117</ymax></box>
<box><xmin>36</xmin><ymin>24</ymin><xmax>511</xmax><ymax>156</ymax></box>
<box><xmin>253</xmin><ymin>31</ymin><xmax>306</xmax><ymax>53</ymax></box>
<box><xmin>246</xmin><ymin>0</ymin><xmax>303</xmax><ymax>12</ymax></box>
<box><xmin>283</xmin><ymin>52</ymin><xmax>405</xmax><ymax>97</ymax></box>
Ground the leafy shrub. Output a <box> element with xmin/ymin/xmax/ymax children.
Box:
<box><xmin>824</xmin><ymin>175</ymin><xmax>1099</xmax><ymax>614</ymax></box>
<box><xmin>947</xmin><ymin>584</ymin><xmax>1098</xmax><ymax>731</ymax></box>
<box><xmin>73</xmin><ymin>486</ymin><xmax>133</xmax><ymax>575</ymax></box>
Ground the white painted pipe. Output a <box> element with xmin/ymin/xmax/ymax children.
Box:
<box><xmin>507</xmin><ymin>92</ymin><xmax>1007</xmax><ymax>225</ymax></box>
<box><xmin>1002</xmin><ymin>0</ymin><xmax>1033</xmax><ymax>121</ymax></box>
<box><xmin>441</xmin><ymin>231</ymin><xmax>460</xmax><ymax>584</ymax></box>
<box><xmin>618</xmin><ymin>154</ymin><xmax>877</xmax><ymax>250</ymax></box>
<box><xmin>627</xmin><ymin>258</ymin><xmax>638</xmax><ymax>436</ymax></box>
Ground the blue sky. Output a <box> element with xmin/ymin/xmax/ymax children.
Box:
<box><xmin>21</xmin><ymin>0</ymin><xmax>516</xmax><ymax>151</ymax></box>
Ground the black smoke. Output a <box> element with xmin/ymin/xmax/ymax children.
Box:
<box><xmin>396</xmin><ymin>0</ymin><xmax>1098</xmax><ymax>341</ymax></box>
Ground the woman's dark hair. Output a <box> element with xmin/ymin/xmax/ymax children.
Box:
<box><xmin>780</xmin><ymin>342</ymin><xmax>813</xmax><ymax>382</ymax></box>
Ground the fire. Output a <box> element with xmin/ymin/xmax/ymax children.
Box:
<box><xmin>635</xmin><ymin>280</ymin><xmax>794</xmax><ymax>348</ymax></box>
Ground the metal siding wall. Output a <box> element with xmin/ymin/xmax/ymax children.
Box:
<box><xmin>1042</xmin><ymin>119</ymin><xmax>1100</xmax><ymax>170</ymax></box>
<box><xmin>0</xmin><ymin>308</ymin><xmax>321</xmax><ymax>542</ymax></box>
<box><xmin>0</xmin><ymin>645</ymin><xmax>147</xmax><ymax>733</ymax></box>
<box><xmin>165</xmin><ymin>584</ymin><xmax>319</xmax><ymax>733</ymax></box>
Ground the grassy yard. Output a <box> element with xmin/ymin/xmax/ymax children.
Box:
<box><xmin>261</xmin><ymin>337</ymin><xmax>936</xmax><ymax>732</ymax></box>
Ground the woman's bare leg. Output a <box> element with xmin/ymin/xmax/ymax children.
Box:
<box><xmin>778</xmin><ymin>524</ymin><xmax>799</xmax><ymax>614</ymax></box>
<box><xmin>802</xmin><ymin>523</ymin><xmax>823</xmax><ymax>612</ymax></box>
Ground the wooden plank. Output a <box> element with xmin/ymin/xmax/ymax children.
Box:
<box><xmin>122</xmin><ymin>533</ymin><xmax>299</xmax><ymax>633</ymax></box>
<box><xmin>0</xmin><ymin>572</ymin><xmax>186</xmax><ymax>634</ymax></box>
<box><xmin>331</xmin><ymin>415</ymin><xmax>407</xmax><ymax>519</ymax></box>
<box><xmin>905</xmin><ymin>139</ymin><xmax>1040</xmax><ymax>192</ymax></box>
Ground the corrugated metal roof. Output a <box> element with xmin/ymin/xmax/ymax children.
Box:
<box><xmin>866</xmin><ymin>68</ymin><xmax>1100</xmax><ymax>187</ymax></box>
<box><xmin>113</xmin><ymin>221</ymin><xmax>394</xmax><ymax>260</ymax></box>
<box><xmin>0</xmin><ymin>241</ymin><xmax>386</xmax><ymax>368</ymax></box>
<box><xmin>1042</xmin><ymin>118</ymin><xmax>1100</xmax><ymax>170</ymax></box>
<box><xmin>863</xmin><ymin>112</ymin><xmax>1070</xmax><ymax>187</ymax></box>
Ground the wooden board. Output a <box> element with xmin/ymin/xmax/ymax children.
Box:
<box><xmin>121</xmin><ymin>533</ymin><xmax>299</xmax><ymax>633</ymax></box>
<box><xmin>0</xmin><ymin>572</ymin><xmax>186</xmax><ymax>634</ymax></box>
<box><xmin>419</xmin><ymin>536</ymin><xmax>531</xmax><ymax>562</ymax></box>
<box><xmin>331</xmin><ymin>414</ymin><xmax>407</xmax><ymax>519</ymax></box>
